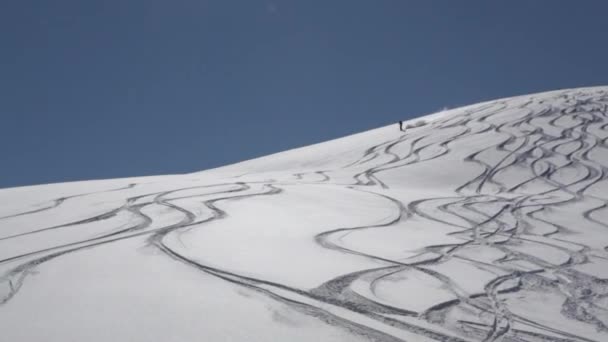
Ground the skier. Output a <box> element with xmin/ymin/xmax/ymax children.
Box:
<box><xmin>398</xmin><ymin>120</ymin><xmax>404</xmax><ymax>132</ymax></box>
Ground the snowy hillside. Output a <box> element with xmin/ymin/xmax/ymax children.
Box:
<box><xmin>2</xmin><ymin>86</ymin><xmax>608</xmax><ymax>341</ymax></box>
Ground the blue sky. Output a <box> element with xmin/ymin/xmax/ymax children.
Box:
<box><xmin>1</xmin><ymin>1</ymin><xmax>607</xmax><ymax>188</ymax></box>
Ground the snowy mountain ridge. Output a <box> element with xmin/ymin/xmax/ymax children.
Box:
<box><xmin>1</xmin><ymin>86</ymin><xmax>608</xmax><ymax>341</ymax></box>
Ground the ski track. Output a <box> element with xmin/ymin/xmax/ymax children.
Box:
<box><xmin>2</xmin><ymin>87</ymin><xmax>608</xmax><ymax>341</ymax></box>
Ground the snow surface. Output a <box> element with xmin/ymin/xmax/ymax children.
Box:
<box><xmin>2</xmin><ymin>86</ymin><xmax>608</xmax><ymax>341</ymax></box>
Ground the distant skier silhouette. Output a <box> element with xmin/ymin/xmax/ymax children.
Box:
<box><xmin>398</xmin><ymin>120</ymin><xmax>404</xmax><ymax>132</ymax></box>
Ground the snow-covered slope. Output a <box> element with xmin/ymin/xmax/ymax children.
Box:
<box><xmin>2</xmin><ymin>86</ymin><xmax>608</xmax><ymax>341</ymax></box>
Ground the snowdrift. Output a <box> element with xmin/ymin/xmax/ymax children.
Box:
<box><xmin>2</xmin><ymin>86</ymin><xmax>608</xmax><ymax>341</ymax></box>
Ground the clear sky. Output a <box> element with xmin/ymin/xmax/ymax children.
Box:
<box><xmin>1</xmin><ymin>1</ymin><xmax>607</xmax><ymax>188</ymax></box>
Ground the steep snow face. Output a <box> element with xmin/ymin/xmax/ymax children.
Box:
<box><xmin>1</xmin><ymin>87</ymin><xmax>608</xmax><ymax>342</ymax></box>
